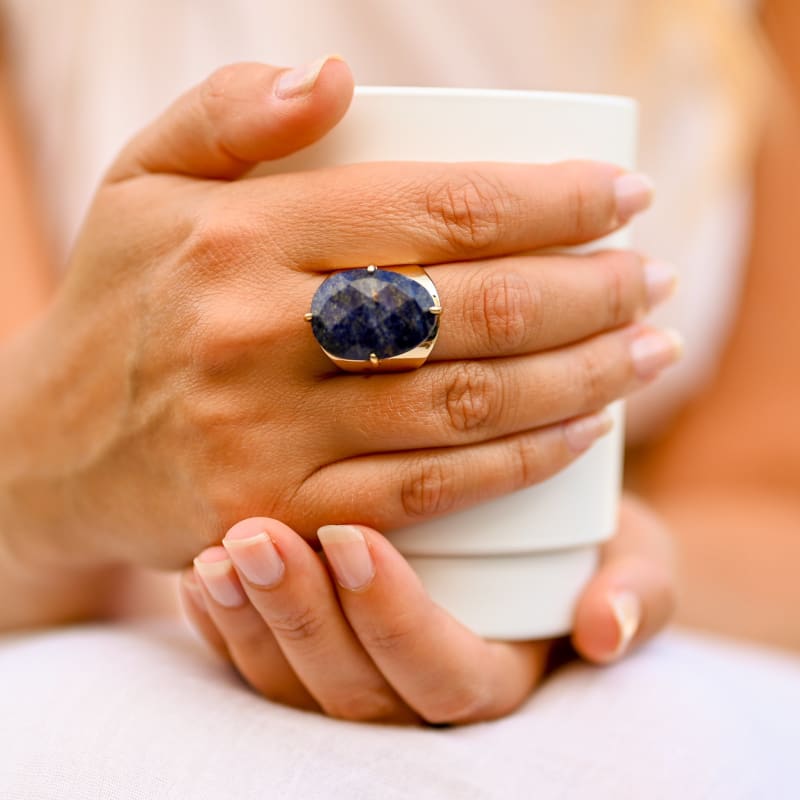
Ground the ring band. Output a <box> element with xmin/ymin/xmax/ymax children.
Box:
<box><xmin>305</xmin><ymin>265</ymin><xmax>442</xmax><ymax>372</ymax></box>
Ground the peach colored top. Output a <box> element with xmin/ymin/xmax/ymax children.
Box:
<box><xmin>1</xmin><ymin>0</ymin><xmax>759</xmax><ymax>440</ymax></box>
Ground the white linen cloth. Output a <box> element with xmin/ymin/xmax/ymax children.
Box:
<box><xmin>1</xmin><ymin>621</ymin><xmax>798</xmax><ymax>799</ymax></box>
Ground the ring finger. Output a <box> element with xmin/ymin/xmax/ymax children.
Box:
<box><xmin>301</xmin><ymin>249</ymin><xmax>673</xmax><ymax>371</ymax></box>
<box><xmin>320</xmin><ymin>322</ymin><xmax>681</xmax><ymax>457</ymax></box>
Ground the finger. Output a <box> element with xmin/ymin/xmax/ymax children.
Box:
<box><xmin>425</xmin><ymin>251</ymin><xmax>676</xmax><ymax>361</ymax></box>
<box><xmin>179</xmin><ymin>568</ymin><xmax>228</xmax><ymax>658</ymax></box>
<box><xmin>107</xmin><ymin>57</ymin><xmax>354</xmax><ymax>182</ymax></box>
<box><xmin>320</xmin><ymin>324</ymin><xmax>681</xmax><ymax>457</ymax></box>
<box><xmin>317</xmin><ymin>524</ymin><xmax>551</xmax><ymax>724</ymax></box>
<box><xmin>236</xmin><ymin>160</ymin><xmax>653</xmax><ymax>268</ymax></box>
<box><xmin>193</xmin><ymin>547</ymin><xmax>319</xmax><ymax>710</ymax></box>
<box><xmin>299</xmin><ymin>251</ymin><xmax>674</xmax><ymax>373</ymax></box>
<box><xmin>221</xmin><ymin>517</ymin><xmax>415</xmax><ymax>723</ymax></box>
<box><xmin>295</xmin><ymin>410</ymin><xmax>614</xmax><ymax>535</ymax></box>
<box><xmin>571</xmin><ymin>495</ymin><xmax>677</xmax><ymax>664</ymax></box>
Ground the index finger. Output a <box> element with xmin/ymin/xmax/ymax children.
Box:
<box><xmin>235</xmin><ymin>160</ymin><xmax>653</xmax><ymax>269</ymax></box>
<box><xmin>316</xmin><ymin>524</ymin><xmax>551</xmax><ymax>725</ymax></box>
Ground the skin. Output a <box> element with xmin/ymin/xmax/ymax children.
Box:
<box><xmin>1</xmin><ymin>0</ymin><xmax>796</xmax><ymax>722</ymax></box>
<box><xmin>0</xmin><ymin>59</ymin><xmax>679</xmax><ymax>617</ymax></box>
<box><xmin>183</xmin><ymin>499</ymin><xmax>674</xmax><ymax>724</ymax></box>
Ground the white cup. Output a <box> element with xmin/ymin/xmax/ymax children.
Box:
<box><xmin>261</xmin><ymin>87</ymin><xmax>637</xmax><ymax>640</ymax></box>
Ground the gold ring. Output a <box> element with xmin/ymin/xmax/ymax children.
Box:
<box><xmin>305</xmin><ymin>265</ymin><xmax>442</xmax><ymax>373</ymax></box>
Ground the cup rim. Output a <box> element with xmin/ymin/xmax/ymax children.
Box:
<box><xmin>354</xmin><ymin>85</ymin><xmax>635</xmax><ymax>110</ymax></box>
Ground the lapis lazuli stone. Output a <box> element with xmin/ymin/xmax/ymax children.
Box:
<box><xmin>311</xmin><ymin>269</ymin><xmax>437</xmax><ymax>360</ymax></box>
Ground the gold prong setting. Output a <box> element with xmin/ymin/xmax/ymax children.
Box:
<box><xmin>305</xmin><ymin>264</ymin><xmax>441</xmax><ymax>372</ymax></box>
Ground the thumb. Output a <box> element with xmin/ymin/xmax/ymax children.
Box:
<box><xmin>571</xmin><ymin>496</ymin><xmax>677</xmax><ymax>664</ymax></box>
<box><xmin>106</xmin><ymin>56</ymin><xmax>353</xmax><ymax>183</ymax></box>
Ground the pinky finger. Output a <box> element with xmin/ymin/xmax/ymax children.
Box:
<box><xmin>180</xmin><ymin>569</ymin><xmax>229</xmax><ymax>658</ymax></box>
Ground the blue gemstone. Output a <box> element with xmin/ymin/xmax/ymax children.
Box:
<box><xmin>310</xmin><ymin>269</ymin><xmax>437</xmax><ymax>361</ymax></box>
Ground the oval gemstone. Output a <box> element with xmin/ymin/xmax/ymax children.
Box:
<box><xmin>310</xmin><ymin>269</ymin><xmax>437</xmax><ymax>361</ymax></box>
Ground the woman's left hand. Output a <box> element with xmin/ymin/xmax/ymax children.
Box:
<box><xmin>182</xmin><ymin>494</ymin><xmax>675</xmax><ymax>725</ymax></box>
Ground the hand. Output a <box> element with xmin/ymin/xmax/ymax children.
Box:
<box><xmin>182</xmin><ymin>495</ymin><xmax>676</xmax><ymax>724</ymax></box>
<box><xmin>1</xmin><ymin>58</ymin><xmax>679</xmax><ymax>572</ymax></box>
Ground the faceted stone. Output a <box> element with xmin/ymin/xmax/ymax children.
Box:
<box><xmin>310</xmin><ymin>268</ymin><xmax>438</xmax><ymax>361</ymax></box>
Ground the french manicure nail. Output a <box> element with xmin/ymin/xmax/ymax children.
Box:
<box><xmin>608</xmin><ymin>590</ymin><xmax>641</xmax><ymax>660</ymax></box>
<box><xmin>194</xmin><ymin>548</ymin><xmax>246</xmax><ymax>608</ymax></box>
<box><xmin>182</xmin><ymin>571</ymin><xmax>208</xmax><ymax>613</ymax></box>
<box><xmin>644</xmin><ymin>260</ymin><xmax>678</xmax><ymax>308</ymax></box>
<box><xmin>275</xmin><ymin>55</ymin><xmax>340</xmax><ymax>99</ymax></box>
<box><xmin>630</xmin><ymin>328</ymin><xmax>684</xmax><ymax>379</ymax></box>
<box><xmin>614</xmin><ymin>173</ymin><xmax>655</xmax><ymax>223</ymax></box>
<box><xmin>564</xmin><ymin>410</ymin><xmax>614</xmax><ymax>454</ymax></box>
<box><xmin>223</xmin><ymin>531</ymin><xmax>285</xmax><ymax>588</ymax></box>
<box><xmin>317</xmin><ymin>525</ymin><xmax>375</xmax><ymax>591</ymax></box>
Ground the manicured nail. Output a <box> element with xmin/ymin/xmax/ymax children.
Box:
<box><xmin>317</xmin><ymin>525</ymin><xmax>375</xmax><ymax>591</ymax></box>
<box><xmin>223</xmin><ymin>530</ymin><xmax>285</xmax><ymax>588</ymax></box>
<box><xmin>275</xmin><ymin>55</ymin><xmax>340</xmax><ymax>99</ymax></box>
<box><xmin>607</xmin><ymin>590</ymin><xmax>641</xmax><ymax>660</ymax></box>
<box><xmin>614</xmin><ymin>173</ymin><xmax>655</xmax><ymax>223</ymax></box>
<box><xmin>182</xmin><ymin>571</ymin><xmax>208</xmax><ymax>614</ymax></box>
<box><xmin>644</xmin><ymin>260</ymin><xmax>678</xmax><ymax>308</ymax></box>
<box><xmin>564</xmin><ymin>410</ymin><xmax>614</xmax><ymax>454</ymax></box>
<box><xmin>194</xmin><ymin>547</ymin><xmax>246</xmax><ymax>608</ymax></box>
<box><xmin>630</xmin><ymin>327</ymin><xmax>683</xmax><ymax>379</ymax></box>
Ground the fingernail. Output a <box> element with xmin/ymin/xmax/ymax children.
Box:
<box><xmin>182</xmin><ymin>571</ymin><xmax>208</xmax><ymax>614</ymax></box>
<box><xmin>564</xmin><ymin>410</ymin><xmax>614</xmax><ymax>454</ymax></box>
<box><xmin>223</xmin><ymin>531</ymin><xmax>285</xmax><ymax>588</ymax></box>
<box><xmin>317</xmin><ymin>525</ymin><xmax>375</xmax><ymax>592</ymax></box>
<box><xmin>608</xmin><ymin>590</ymin><xmax>641</xmax><ymax>660</ymax></box>
<box><xmin>275</xmin><ymin>55</ymin><xmax>340</xmax><ymax>99</ymax></box>
<box><xmin>630</xmin><ymin>327</ymin><xmax>684</xmax><ymax>379</ymax></box>
<box><xmin>614</xmin><ymin>173</ymin><xmax>655</xmax><ymax>223</ymax></box>
<box><xmin>194</xmin><ymin>548</ymin><xmax>246</xmax><ymax>608</ymax></box>
<box><xmin>644</xmin><ymin>260</ymin><xmax>678</xmax><ymax>308</ymax></box>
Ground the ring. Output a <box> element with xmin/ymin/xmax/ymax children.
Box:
<box><xmin>305</xmin><ymin>265</ymin><xmax>442</xmax><ymax>372</ymax></box>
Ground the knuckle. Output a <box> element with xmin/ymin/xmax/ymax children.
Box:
<box><xmin>508</xmin><ymin>433</ymin><xmax>544</xmax><ymax>490</ymax></box>
<box><xmin>575</xmin><ymin>345</ymin><xmax>613</xmax><ymax>408</ymax></box>
<box><xmin>358</xmin><ymin>613</ymin><xmax>417</xmax><ymax>655</ymax></box>
<box><xmin>324</xmin><ymin>689</ymin><xmax>401</xmax><ymax>723</ymax></box>
<box><xmin>400</xmin><ymin>456</ymin><xmax>459</xmax><ymax>519</ymax></box>
<box><xmin>419</xmin><ymin>682</ymin><xmax>491</xmax><ymax>725</ymax></box>
<box><xmin>267</xmin><ymin>605</ymin><xmax>325</xmax><ymax>643</ymax></box>
<box><xmin>599</xmin><ymin>250</ymin><xmax>642</xmax><ymax>326</ymax></box>
<box><xmin>199</xmin><ymin>64</ymin><xmax>244</xmax><ymax>123</ymax></box>
<box><xmin>442</xmin><ymin>361</ymin><xmax>500</xmax><ymax>434</ymax></box>
<box><xmin>182</xmin><ymin>207</ymin><xmax>252</xmax><ymax>279</ymax></box>
<box><xmin>471</xmin><ymin>270</ymin><xmax>536</xmax><ymax>353</ymax></box>
<box><xmin>562</xmin><ymin>163</ymin><xmax>610</xmax><ymax>239</ymax></box>
<box><xmin>424</xmin><ymin>171</ymin><xmax>509</xmax><ymax>252</ymax></box>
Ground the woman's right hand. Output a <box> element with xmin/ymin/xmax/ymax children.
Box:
<box><xmin>0</xmin><ymin>58</ymin><xmax>679</xmax><ymax>572</ymax></box>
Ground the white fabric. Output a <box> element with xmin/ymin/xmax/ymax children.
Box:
<box><xmin>1</xmin><ymin>621</ymin><xmax>799</xmax><ymax>799</ymax></box>
<box><xmin>0</xmin><ymin>0</ymin><xmax>758</xmax><ymax>440</ymax></box>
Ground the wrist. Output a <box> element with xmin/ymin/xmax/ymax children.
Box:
<box><xmin>0</xmin><ymin>319</ymin><xmax>110</xmax><ymax>575</ymax></box>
